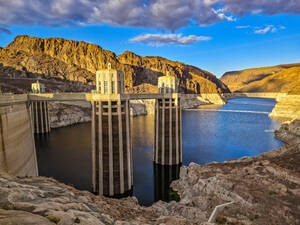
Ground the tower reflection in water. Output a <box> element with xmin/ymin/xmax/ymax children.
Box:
<box><xmin>154</xmin><ymin>163</ymin><xmax>181</xmax><ymax>202</ymax></box>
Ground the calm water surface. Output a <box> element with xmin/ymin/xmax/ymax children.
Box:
<box><xmin>36</xmin><ymin>97</ymin><xmax>283</xmax><ymax>206</ymax></box>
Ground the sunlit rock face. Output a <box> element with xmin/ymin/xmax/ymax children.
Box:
<box><xmin>270</xmin><ymin>95</ymin><xmax>300</xmax><ymax>120</ymax></box>
<box><xmin>0</xmin><ymin>35</ymin><xmax>229</xmax><ymax>95</ymax></box>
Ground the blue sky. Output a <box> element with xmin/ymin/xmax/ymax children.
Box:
<box><xmin>0</xmin><ymin>0</ymin><xmax>300</xmax><ymax>77</ymax></box>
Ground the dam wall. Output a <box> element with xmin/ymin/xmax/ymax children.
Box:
<box><xmin>0</xmin><ymin>95</ymin><xmax>38</xmax><ymax>176</ymax></box>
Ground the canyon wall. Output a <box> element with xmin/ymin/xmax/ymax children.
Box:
<box><xmin>220</xmin><ymin>63</ymin><xmax>300</xmax><ymax>93</ymax></box>
<box><xmin>0</xmin><ymin>35</ymin><xmax>229</xmax><ymax>95</ymax></box>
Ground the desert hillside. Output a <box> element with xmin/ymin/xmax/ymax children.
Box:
<box><xmin>0</xmin><ymin>35</ymin><xmax>229</xmax><ymax>94</ymax></box>
<box><xmin>221</xmin><ymin>63</ymin><xmax>300</xmax><ymax>93</ymax></box>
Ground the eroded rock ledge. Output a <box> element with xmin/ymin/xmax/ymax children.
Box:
<box><xmin>275</xmin><ymin>119</ymin><xmax>300</xmax><ymax>144</ymax></box>
<box><xmin>0</xmin><ymin>173</ymin><xmax>197</xmax><ymax>225</ymax></box>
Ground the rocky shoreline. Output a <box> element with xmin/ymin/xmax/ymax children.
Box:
<box><xmin>0</xmin><ymin>172</ymin><xmax>198</xmax><ymax>225</ymax></box>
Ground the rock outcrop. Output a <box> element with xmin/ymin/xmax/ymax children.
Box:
<box><xmin>0</xmin><ymin>35</ymin><xmax>229</xmax><ymax>95</ymax></box>
<box><xmin>0</xmin><ymin>172</ymin><xmax>198</xmax><ymax>225</ymax></box>
<box><xmin>48</xmin><ymin>100</ymin><xmax>151</xmax><ymax>129</ymax></box>
<box><xmin>269</xmin><ymin>94</ymin><xmax>300</xmax><ymax>120</ymax></box>
<box><xmin>49</xmin><ymin>102</ymin><xmax>92</xmax><ymax>128</ymax></box>
<box><xmin>275</xmin><ymin>119</ymin><xmax>300</xmax><ymax>144</ymax></box>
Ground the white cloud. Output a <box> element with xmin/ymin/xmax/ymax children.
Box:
<box><xmin>129</xmin><ymin>33</ymin><xmax>211</xmax><ymax>46</ymax></box>
<box><xmin>0</xmin><ymin>0</ymin><xmax>298</xmax><ymax>30</ymax></box>
<box><xmin>236</xmin><ymin>25</ymin><xmax>250</xmax><ymax>29</ymax></box>
<box><xmin>253</xmin><ymin>25</ymin><xmax>286</xmax><ymax>34</ymax></box>
<box><xmin>235</xmin><ymin>24</ymin><xmax>286</xmax><ymax>34</ymax></box>
<box><xmin>254</xmin><ymin>25</ymin><xmax>273</xmax><ymax>34</ymax></box>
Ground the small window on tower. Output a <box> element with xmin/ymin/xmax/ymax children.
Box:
<box><xmin>112</xmin><ymin>81</ymin><xmax>115</xmax><ymax>94</ymax></box>
<box><xmin>118</xmin><ymin>81</ymin><xmax>122</xmax><ymax>93</ymax></box>
<box><xmin>104</xmin><ymin>81</ymin><xmax>108</xmax><ymax>93</ymax></box>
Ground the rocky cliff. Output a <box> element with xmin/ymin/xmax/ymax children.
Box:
<box><xmin>0</xmin><ymin>35</ymin><xmax>229</xmax><ymax>95</ymax></box>
<box><xmin>220</xmin><ymin>63</ymin><xmax>300</xmax><ymax>93</ymax></box>
<box><xmin>269</xmin><ymin>94</ymin><xmax>300</xmax><ymax>120</ymax></box>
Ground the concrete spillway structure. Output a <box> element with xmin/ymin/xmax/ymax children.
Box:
<box><xmin>91</xmin><ymin>64</ymin><xmax>132</xmax><ymax>196</ymax></box>
<box><xmin>31</xmin><ymin>101</ymin><xmax>51</xmax><ymax>134</ymax></box>
<box><xmin>154</xmin><ymin>74</ymin><xmax>182</xmax><ymax>165</ymax></box>
<box><xmin>0</xmin><ymin>95</ymin><xmax>38</xmax><ymax>176</ymax></box>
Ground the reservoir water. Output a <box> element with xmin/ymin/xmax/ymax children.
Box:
<box><xmin>35</xmin><ymin>97</ymin><xmax>283</xmax><ymax>206</ymax></box>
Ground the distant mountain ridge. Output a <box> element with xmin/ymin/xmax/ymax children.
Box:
<box><xmin>221</xmin><ymin>63</ymin><xmax>300</xmax><ymax>94</ymax></box>
<box><xmin>0</xmin><ymin>35</ymin><xmax>229</xmax><ymax>94</ymax></box>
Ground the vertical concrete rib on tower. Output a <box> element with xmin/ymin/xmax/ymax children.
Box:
<box><xmin>30</xmin><ymin>101</ymin><xmax>51</xmax><ymax>134</ymax></box>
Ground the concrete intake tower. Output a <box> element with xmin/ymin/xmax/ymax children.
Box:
<box><xmin>91</xmin><ymin>63</ymin><xmax>132</xmax><ymax>196</ymax></box>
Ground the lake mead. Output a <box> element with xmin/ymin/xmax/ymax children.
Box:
<box><xmin>36</xmin><ymin>97</ymin><xmax>283</xmax><ymax>206</ymax></box>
